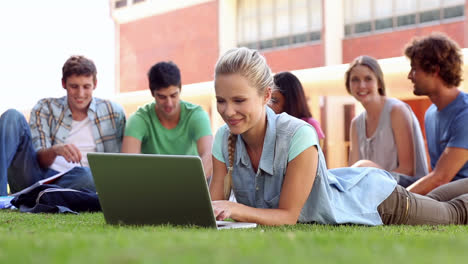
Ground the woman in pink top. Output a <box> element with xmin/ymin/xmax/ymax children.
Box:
<box><xmin>269</xmin><ymin>71</ymin><xmax>325</xmax><ymax>139</ymax></box>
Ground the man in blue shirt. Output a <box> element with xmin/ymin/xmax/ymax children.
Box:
<box><xmin>0</xmin><ymin>55</ymin><xmax>126</xmax><ymax>196</ymax></box>
<box><xmin>404</xmin><ymin>33</ymin><xmax>468</xmax><ymax>195</ymax></box>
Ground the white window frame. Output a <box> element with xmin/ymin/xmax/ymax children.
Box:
<box><xmin>345</xmin><ymin>0</ymin><xmax>465</xmax><ymax>37</ymax></box>
<box><xmin>237</xmin><ymin>0</ymin><xmax>323</xmax><ymax>50</ymax></box>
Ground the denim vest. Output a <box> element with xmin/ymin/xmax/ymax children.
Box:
<box><xmin>220</xmin><ymin>107</ymin><xmax>397</xmax><ymax>225</ymax></box>
<box><xmin>221</xmin><ymin>108</ymin><xmax>304</xmax><ymax>209</ymax></box>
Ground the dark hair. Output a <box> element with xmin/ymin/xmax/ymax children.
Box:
<box><xmin>62</xmin><ymin>55</ymin><xmax>97</xmax><ymax>83</ymax></box>
<box><xmin>345</xmin><ymin>55</ymin><xmax>386</xmax><ymax>96</ymax></box>
<box><xmin>404</xmin><ymin>32</ymin><xmax>463</xmax><ymax>87</ymax></box>
<box><xmin>273</xmin><ymin>72</ymin><xmax>312</xmax><ymax>118</ymax></box>
<box><xmin>147</xmin><ymin>61</ymin><xmax>181</xmax><ymax>93</ymax></box>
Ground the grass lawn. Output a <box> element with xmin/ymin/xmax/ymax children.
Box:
<box><xmin>1</xmin><ymin>210</ymin><xmax>468</xmax><ymax>263</ymax></box>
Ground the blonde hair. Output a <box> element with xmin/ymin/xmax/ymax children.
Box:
<box><xmin>215</xmin><ymin>48</ymin><xmax>273</xmax><ymax>200</ymax></box>
<box><xmin>223</xmin><ymin>133</ymin><xmax>237</xmax><ymax>200</ymax></box>
<box><xmin>215</xmin><ymin>47</ymin><xmax>273</xmax><ymax>95</ymax></box>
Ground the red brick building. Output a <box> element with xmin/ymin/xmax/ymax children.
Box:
<box><xmin>110</xmin><ymin>0</ymin><xmax>467</xmax><ymax>167</ymax></box>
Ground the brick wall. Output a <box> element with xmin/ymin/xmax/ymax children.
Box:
<box><xmin>262</xmin><ymin>43</ymin><xmax>325</xmax><ymax>73</ymax></box>
<box><xmin>119</xmin><ymin>1</ymin><xmax>219</xmax><ymax>92</ymax></box>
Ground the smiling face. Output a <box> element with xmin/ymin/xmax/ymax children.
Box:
<box><xmin>153</xmin><ymin>85</ymin><xmax>181</xmax><ymax>121</ymax></box>
<box><xmin>63</xmin><ymin>74</ymin><xmax>96</xmax><ymax>116</ymax></box>
<box><xmin>215</xmin><ymin>73</ymin><xmax>270</xmax><ymax>135</ymax></box>
<box><xmin>348</xmin><ymin>65</ymin><xmax>382</xmax><ymax>104</ymax></box>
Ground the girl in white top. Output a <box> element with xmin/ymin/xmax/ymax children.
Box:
<box><xmin>346</xmin><ymin>55</ymin><xmax>428</xmax><ymax>181</ymax></box>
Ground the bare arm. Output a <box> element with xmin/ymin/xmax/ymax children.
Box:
<box><xmin>390</xmin><ymin>104</ymin><xmax>415</xmax><ymax>176</ymax></box>
<box><xmin>407</xmin><ymin>147</ymin><xmax>468</xmax><ymax>195</ymax></box>
<box><xmin>212</xmin><ymin>146</ymin><xmax>319</xmax><ymax>226</ymax></box>
<box><xmin>197</xmin><ymin>135</ymin><xmax>213</xmax><ymax>179</ymax></box>
<box><xmin>209</xmin><ymin>156</ymin><xmax>228</xmax><ymax>201</ymax></box>
<box><xmin>37</xmin><ymin>144</ymin><xmax>82</xmax><ymax>169</ymax></box>
<box><xmin>348</xmin><ymin>119</ymin><xmax>359</xmax><ymax>166</ymax></box>
<box><xmin>121</xmin><ymin>136</ymin><xmax>142</xmax><ymax>153</ymax></box>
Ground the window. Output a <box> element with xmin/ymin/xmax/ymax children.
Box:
<box><xmin>237</xmin><ymin>0</ymin><xmax>322</xmax><ymax>50</ymax></box>
<box><xmin>114</xmin><ymin>0</ymin><xmax>127</xmax><ymax>9</ymax></box>
<box><xmin>345</xmin><ymin>0</ymin><xmax>465</xmax><ymax>36</ymax></box>
<box><xmin>113</xmin><ymin>0</ymin><xmax>146</xmax><ymax>9</ymax></box>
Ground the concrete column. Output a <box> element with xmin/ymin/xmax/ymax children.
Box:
<box><xmin>323</xmin><ymin>0</ymin><xmax>344</xmax><ymax>65</ymax></box>
<box><xmin>218</xmin><ymin>0</ymin><xmax>237</xmax><ymax>56</ymax></box>
<box><xmin>324</xmin><ymin>96</ymin><xmax>356</xmax><ymax>168</ymax></box>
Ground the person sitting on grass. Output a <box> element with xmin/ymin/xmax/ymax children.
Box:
<box><xmin>403</xmin><ymin>33</ymin><xmax>468</xmax><ymax>195</ymax></box>
<box><xmin>121</xmin><ymin>61</ymin><xmax>213</xmax><ymax>179</ymax></box>
<box><xmin>345</xmin><ymin>55</ymin><xmax>428</xmax><ymax>186</ymax></box>
<box><xmin>209</xmin><ymin>47</ymin><xmax>468</xmax><ymax>226</ymax></box>
<box><xmin>0</xmin><ymin>55</ymin><xmax>126</xmax><ymax>196</ymax></box>
<box><xmin>268</xmin><ymin>71</ymin><xmax>325</xmax><ymax>139</ymax></box>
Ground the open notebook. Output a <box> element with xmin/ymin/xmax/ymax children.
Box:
<box><xmin>87</xmin><ymin>153</ymin><xmax>256</xmax><ymax>230</ymax></box>
<box><xmin>10</xmin><ymin>167</ymin><xmax>73</xmax><ymax>197</ymax></box>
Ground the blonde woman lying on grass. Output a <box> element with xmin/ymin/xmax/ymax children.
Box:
<box><xmin>209</xmin><ymin>47</ymin><xmax>468</xmax><ymax>226</ymax></box>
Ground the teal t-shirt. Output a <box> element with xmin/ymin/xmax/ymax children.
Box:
<box><xmin>125</xmin><ymin>100</ymin><xmax>212</xmax><ymax>155</ymax></box>
<box><xmin>212</xmin><ymin>125</ymin><xmax>318</xmax><ymax>163</ymax></box>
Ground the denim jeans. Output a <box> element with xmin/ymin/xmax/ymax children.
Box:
<box><xmin>389</xmin><ymin>171</ymin><xmax>419</xmax><ymax>188</ymax></box>
<box><xmin>0</xmin><ymin>109</ymin><xmax>95</xmax><ymax>195</ymax></box>
<box><xmin>50</xmin><ymin>167</ymin><xmax>95</xmax><ymax>192</ymax></box>
<box><xmin>378</xmin><ymin>178</ymin><xmax>468</xmax><ymax>225</ymax></box>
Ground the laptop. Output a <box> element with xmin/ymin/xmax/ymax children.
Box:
<box><xmin>87</xmin><ymin>153</ymin><xmax>256</xmax><ymax>230</ymax></box>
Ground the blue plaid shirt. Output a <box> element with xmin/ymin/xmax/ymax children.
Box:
<box><xmin>29</xmin><ymin>96</ymin><xmax>126</xmax><ymax>153</ymax></box>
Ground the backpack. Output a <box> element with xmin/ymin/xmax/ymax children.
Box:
<box><xmin>10</xmin><ymin>184</ymin><xmax>101</xmax><ymax>214</ymax></box>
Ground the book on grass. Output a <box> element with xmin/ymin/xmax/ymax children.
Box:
<box><xmin>10</xmin><ymin>167</ymin><xmax>73</xmax><ymax>197</ymax></box>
